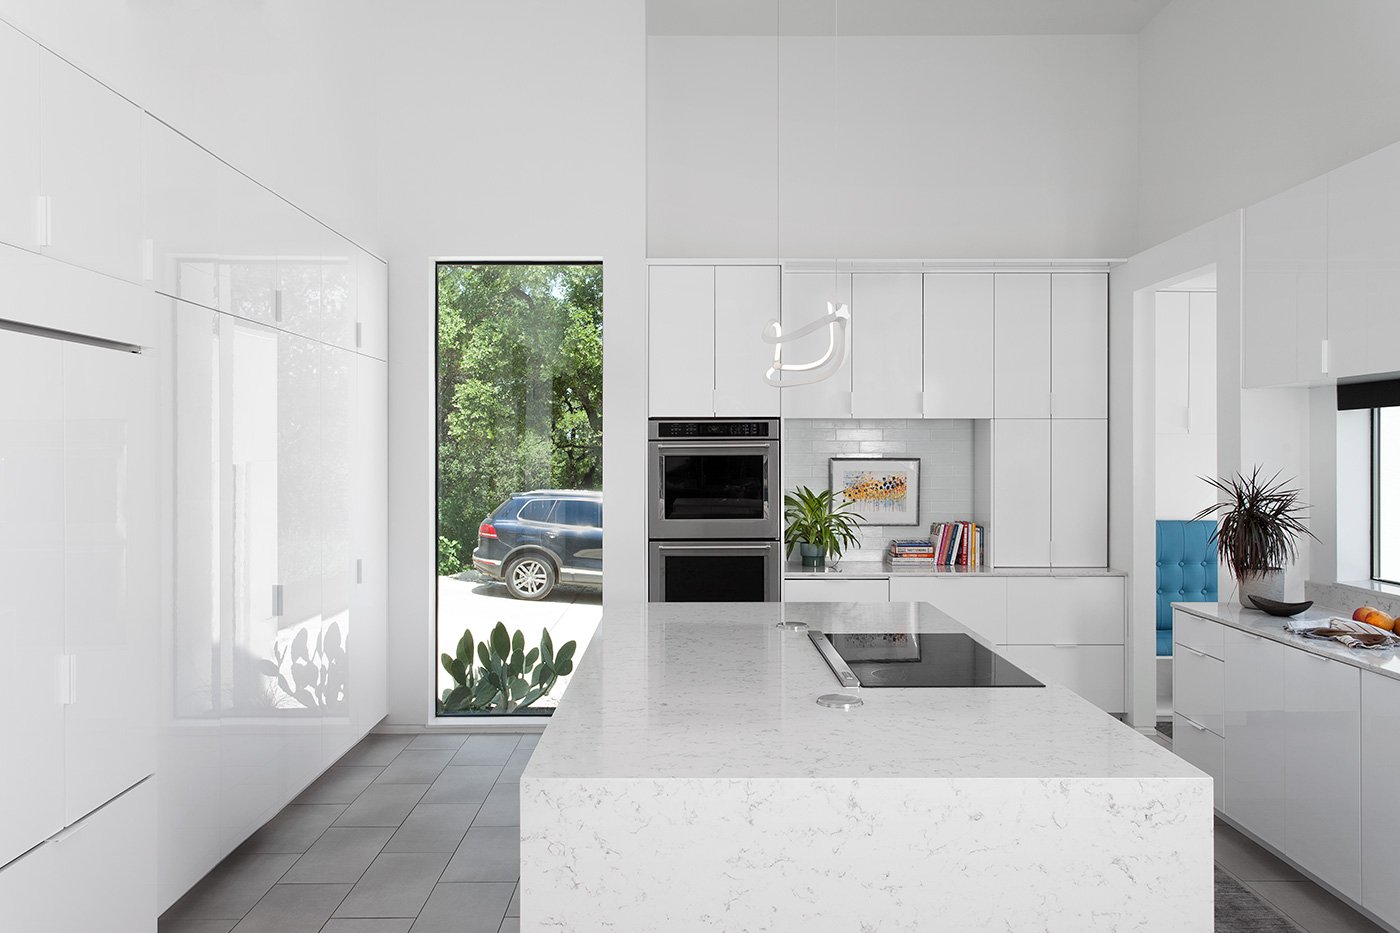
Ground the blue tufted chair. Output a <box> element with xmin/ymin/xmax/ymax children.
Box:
<box><xmin>1156</xmin><ymin>520</ymin><xmax>1219</xmax><ymax>656</ymax></box>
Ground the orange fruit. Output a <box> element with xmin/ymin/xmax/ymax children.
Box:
<box><xmin>1362</xmin><ymin>610</ymin><xmax>1396</xmax><ymax>632</ymax></box>
<box><xmin>1355</xmin><ymin>606</ymin><xmax>1380</xmax><ymax>622</ymax></box>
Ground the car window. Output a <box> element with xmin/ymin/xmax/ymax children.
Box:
<box><xmin>518</xmin><ymin>499</ymin><xmax>555</xmax><ymax>522</ymax></box>
<box><xmin>555</xmin><ymin>499</ymin><xmax>602</xmax><ymax>527</ymax></box>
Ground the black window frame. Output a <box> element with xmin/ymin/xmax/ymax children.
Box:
<box><xmin>1375</xmin><ymin>408</ymin><xmax>1398</xmax><ymax>585</ymax></box>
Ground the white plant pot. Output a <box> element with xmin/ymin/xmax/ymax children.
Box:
<box><xmin>1238</xmin><ymin>569</ymin><xmax>1285</xmax><ymax>605</ymax></box>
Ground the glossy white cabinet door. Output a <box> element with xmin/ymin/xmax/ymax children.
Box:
<box><xmin>991</xmin><ymin>419</ymin><xmax>1051</xmax><ymax>567</ymax></box>
<box><xmin>320</xmin><ymin>345</ymin><xmax>355</xmax><ymax>760</ymax></box>
<box><xmin>145</xmin><ymin>117</ymin><xmax>220</xmax><ymax>308</ymax></box>
<box><xmin>1050</xmin><ymin>274</ymin><xmax>1107</xmax><ymax>418</ymax></box>
<box><xmin>1362</xmin><ymin>671</ymin><xmax>1400</xmax><ymax>927</ymax></box>
<box><xmin>39</xmin><ymin>50</ymin><xmax>144</xmax><ymax>284</ymax></box>
<box><xmin>993</xmin><ymin>274</ymin><xmax>1050</xmax><ymax>418</ymax></box>
<box><xmin>321</xmin><ymin>232</ymin><xmax>358</xmax><ymax>351</ymax></box>
<box><xmin>351</xmin><ymin>356</ymin><xmax>389</xmax><ymax>737</ymax></box>
<box><xmin>1188</xmin><ymin>293</ymin><xmax>1218</xmax><ymax>432</ymax></box>
<box><xmin>276</xmin><ymin>198</ymin><xmax>323</xmax><ymax>340</ymax></box>
<box><xmin>1005</xmin><ymin>576</ymin><xmax>1122</xmax><ymax>644</ymax></box>
<box><xmin>1154</xmin><ymin>291</ymin><xmax>1190</xmax><ymax>434</ymax></box>
<box><xmin>1243</xmin><ymin>175</ymin><xmax>1327</xmax><ymax>387</ymax></box>
<box><xmin>1284</xmin><ymin>650</ymin><xmax>1360</xmax><ymax>901</ymax></box>
<box><xmin>648</xmin><ymin>265</ymin><xmax>714</xmax><ymax>417</ymax></box>
<box><xmin>1050</xmin><ymin>419</ymin><xmax>1108</xmax><ymax>567</ymax></box>
<box><xmin>63</xmin><ymin>342</ymin><xmax>158</xmax><ymax>823</ymax></box>
<box><xmin>219</xmin><ymin>161</ymin><xmax>280</xmax><ymax>326</ymax></box>
<box><xmin>781</xmin><ymin>272</ymin><xmax>853</xmax><ymax>418</ymax></box>
<box><xmin>922</xmin><ymin>273</ymin><xmax>993</xmax><ymax>419</ymax></box>
<box><xmin>784</xmin><ymin>578</ymin><xmax>890</xmax><ymax>602</ymax></box>
<box><xmin>1328</xmin><ymin>140</ymin><xmax>1400</xmax><ymax>380</ymax></box>
<box><xmin>0</xmin><ymin>330</ymin><xmax>66</xmax><ymax>867</ymax></box>
<box><xmin>1002</xmin><ymin>644</ymin><xmax>1124</xmax><ymax>712</ymax></box>
<box><xmin>713</xmin><ymin>265</ymin><xmax>780</xmax><ymax>417</ymax></box>
<box><xmin>1173</xmin><ymin>714</ymin><xmax>1224</xmax><ymax>809</ymax></box>
<box><xmin>1173</xmin><ymin>647</ymin><xmax>1224</xmax><ymax>737</ymax></box>
<box><xmin>0</xmin><ymin>21</ymin><xmax>41</xmax><ymax>253</ymax></box>
<box><xmin>851</xmin><ymin>273</ymin><xmax>922</xmax><ymax>418</ymax></box>
<box><xmin>887</xmin><ymin>576</ymin><xmax>1008</xmax><ymax>646</ymax></box>
<box><xmin>356</xmin><ymin>247</ymin><xmax>389</xmax><ymax>362</ymax></box>
<box><xmin>0</xmin><ymin>242</ymin><xmax>155</xmax><ymax>349</ymax></box>
<box><xmin>1223</xmin><ymin>629</ymin><xmax>1287</xmax><ymax>850</ymax></box>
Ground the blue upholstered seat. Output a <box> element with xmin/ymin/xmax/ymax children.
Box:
<box><xmin>1156</xmin><ymin>520</ymin><xmax>1218</xmax><ymax>656</ymax></box>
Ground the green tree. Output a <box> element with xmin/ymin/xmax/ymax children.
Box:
<box><xmin>436</xmin><ymin>264</ymin><xmax>603</xmax><ymax>575</ymax></box>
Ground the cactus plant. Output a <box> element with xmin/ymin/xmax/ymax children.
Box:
<box><xmin>438</xmin><ymin>622</ymin><xmax>577</xmax><ymax>714</ymax></box>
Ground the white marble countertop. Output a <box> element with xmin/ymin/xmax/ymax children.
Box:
<box><xmin>784</xmin><ymin>560</ymin><xmax>1128</xmax><ymax>579</ymax></box>
<box><xmin>1174</xmin><ymin>600</ymin><xmax>1400</xmax><ymax>681</ymax></box>
<box><xmin>527</xmin><ymin>601</ymin><xmax>1198</xmax><ymax>782</ymax></box>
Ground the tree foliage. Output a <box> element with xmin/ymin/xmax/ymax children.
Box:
<box><xmin>436</xmin><ymin>264</ymin><xmax>603</xmax><ymax>574</ymax></box>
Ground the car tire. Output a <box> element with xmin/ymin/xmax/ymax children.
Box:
<box><xmin>504</xmin><ymin>554</ymin><xmax>555</xmax><ymax>600</ymax></box>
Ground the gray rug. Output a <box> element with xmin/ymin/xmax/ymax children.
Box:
<box><xmin>1216</xmin><ymin>867</ymin><xmax>1300</xmax><ymax>931</ymax></box>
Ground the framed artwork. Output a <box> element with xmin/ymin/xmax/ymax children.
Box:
<box><xmin>829</xmin><ymin>457</ymin><xmax>920</xmax><ymax>526</ymax></box>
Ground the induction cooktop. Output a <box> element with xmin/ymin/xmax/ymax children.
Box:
<box><xmin>808</xmin><ymin>631</ymin><xmax>1044</xmax><ymax>688</ymax></box>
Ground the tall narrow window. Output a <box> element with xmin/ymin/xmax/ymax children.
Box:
<box><xmin>1376</xmin><ymin>407</ymin><xmax>1400</xmax><ymax>584</ymax></box>
<box><xmin>435</xmin><ymin>263</ymin><xmax>602</xmax><ymax>716</ymax></box>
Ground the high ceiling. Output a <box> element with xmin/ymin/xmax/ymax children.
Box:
<box><xmin>647</xmin><ymin>0</ymin><xmax>1173</xmax><ymax>36</ymax></box>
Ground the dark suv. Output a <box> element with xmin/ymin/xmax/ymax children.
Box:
<box><xmin>472</xmin><ymin>490</ymin><xmax>603</xmax><ymax>600</ymax></box>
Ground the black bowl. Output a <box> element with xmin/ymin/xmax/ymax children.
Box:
<box><xmin>1247</xmin><ymin>595</ymin><xmax>1314</xmax><ymax>617</ymax></box>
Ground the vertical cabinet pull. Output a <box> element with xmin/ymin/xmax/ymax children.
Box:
<box><xmin>272</xmin><ymin>584</ymin><xmax>284</xmax><ymax>617</ymax></box>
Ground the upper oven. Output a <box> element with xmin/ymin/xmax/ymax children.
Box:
<box><xmin>647</xmin><ymin>419</ymin><xmax>781</xmax><ymax>540</ymax></box>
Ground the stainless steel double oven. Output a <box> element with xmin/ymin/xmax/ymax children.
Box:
<box><xmin>647</xmin><ymin>419</ymin><xmax>782</xmax><ymax>601</ymax></box>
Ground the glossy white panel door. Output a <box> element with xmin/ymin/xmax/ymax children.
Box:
<box><xmin>219</xmin><ymin>162</ymin><xmax>280</xmax><ymax>326</ymax></box>
<box><xmin>320</xmin><ymin>344</ymin><xmax>355</xmax><ymax>761</ymax></box>
<box><xmin>1243</xmin><ymin>175</ymin><xmax>1327</xmax><ymax>387</ymax></box>
<box><xmin>38</xmin><ymin>50</ymin><xmax>144</xmax><ymax>284</ymax></box>
<box><xmin>1154</xmin><ymin>291</ymin><xmax>1190</xmax><ymax>434</ymax></box>
<box><xmin>321</xmin><ymin>232</ymin><xmax>357</xmax><ymax>351</ymax></box>
<box><xmin>1188</xmin><ymin>293</ymin><xmax>1218</xmax><ymax>432</ymax></box>
<box><xmin>783</xmin><ymin>578</ymin><xmax>889</xmax><ymax>602</ymax></box>
<box><xmin>1362</xmin><ymin>671</ymin><xmax>1400</xmax><ymax>926</ymax></box>
<box><xmin>145</xmin><ymin>117</ymin><xmax>220</xmax><ymax>308</ymax></box>
<box><xmin>1005</xmin><ymin>576</ymin><xmax>1122</xmax><ymax>644</ymax></box>
<box><xmin>851</xmin><ymin>273</ymin><xmax>922</xmax><ymax>418</ymax></box>
<box><xmin>0</xmin><ymin>330</ymin><xmax>65</xmax><ymax>866</ymax></box>
<box><xmin>1173</xmin><ymin>714</ymin><xmax>1224</xmax><ymax>809</ymax></box>
<box><xmin>993</xmin><ymin>274</ymin><xmax>1050</xmax><ymax>418</ymax></box>
<box><xmin>351</xmin><ymin>356</ymin><xmax>389</xmax><ymax>736</ymax></box>
<box><xmin>276</xmin><ymin>199</ymin><xmax>323</xmax><ymax>340</ymax></box>
<box><xmin>356</xmin><ymin>248</ymin><xmax>389</xmax><ymax>361</ymax></box>
<box><xmin>1050</xmin><ymin>419</ymin><xmax>1108</xmax><ymax>567</ymax></box>
<box><xmin>0</xmin><ymin>21</ymin><xmax>41</xmax><ymax>252</ymax></box>
<box><xmin>922</xmin><ymin>273</ymin><xmax>993</xmax><ymax>418</ymax></box>
<box><xmin>1173</xmin><ymin>647</ymin><xmax>1224</xmax><ymax>737</ymax></box>
<box><xmin>887</xmin><ymin>576</ymin><xmax>1008</xmax><ymax>646</ymax></box>
<box><xmin>781</xmin><ymin>271</ymin><xmax>853</xmax><ymax>418</ymax></box>
<box><xmin>63</xmin><ymin>341</ymin><xmax>158</xmax><ymax>823</ymax></box>
<box><xmin>1284</xmin><ymin>650</ymin><xmax>1360</xmax><ymax>901</ymax></box>
<box><xmin>991</xmin><ymin>419</ymin><xmax>1050</xmax><ymax>567</ymax></box>
<box><xmin>1002</xmin><ymin>645</ymin><xmax>1124</xmax><ymax>712</ymax></box>
<box><xmin>648</xmin><ymin>265</ymin><xmax>714</xmax><ymax>417</ymax></box>
<box><xmin>712</xmin><ymin>265</ymin><xmax>780</xmax><ymax>417</ymax></box>
<box><xmin>1050</xmin><ymin>274</ymin><xmax>1107</xmax><ymax>418</ymax></box>
<box><xmin>1223</xmin><ymin>628</ymin><xmax>1287</xmax><ymax>850</ymax></box>
<box><xmin>1328</xmin><ymin>140</ymin><xmax>1400</xmax><ymax>380</ymax></box>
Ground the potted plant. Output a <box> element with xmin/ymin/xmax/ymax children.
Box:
<box><xmin>784</xmin><ymin>485</ymin><xmax>864</xmax><ymax>567</ymax></box>
<box><xmin>1192</xmin><ymin>466</ymin><xmax>1317</xmax><ymax>605</ymax></box>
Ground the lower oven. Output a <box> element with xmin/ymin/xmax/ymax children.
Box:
<box><xmin>648</xmin><ymin>540</ymin><xmax>783</xmax><ymax>602</ymax></box>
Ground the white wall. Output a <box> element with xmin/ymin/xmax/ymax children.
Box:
<box><xmin>1154</xmin><ymin>290</ymin><xmax>1216</xmax><ymax>520</ymax></box>
<box><xmin>648</xmin><ymin>34</ymin><xmax>1139</xmax><ymax>259</ymax></box>
<box><xmin>1137</xmin><ymin>0</ymin><xmax>1400</xmax><ymax>251</ymax></box>
<box><xmin>375</xmin><ymin>0</ymin><xmax>647</xmax><ymax>726</ymax></box>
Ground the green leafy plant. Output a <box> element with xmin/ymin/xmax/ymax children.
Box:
<box><xmin>438</xmin><ymin>622</ymin><xmax>577</xmax><ymax>714</ymax></box>
<box><xmin>1192</xmin><ymin>466</ymin><xmax>1318</xmax><ymax>580</ymax></box>
<box><xmin>783</xmin><ymin>485</ymin><xmax>865</xmax><ymax>560</ymax></box>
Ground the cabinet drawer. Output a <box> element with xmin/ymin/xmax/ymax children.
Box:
<box><xmin>784</xmin><ymin>578</ymin><xmax>889</xmax><ymax>603</ymax></box>
<box><xmin>1174</xmin><ymin>647</ymin><xmax>1224</xmax><ymax>736</ymax></box>
<box><xmin>1173</xmin><ymin>714</ymin><xmax>1223</xmax><ymax>810</ymax></box>
<box><xmin>888</xmin><ymin>576</ymin><xmax>1007</xmax><ymax>645</ymax></box>
<box><xmin>1005</xmin><ymin>577</ymin><xmax>1123</xmax><ymax>644</ymax></box>
<box><xmin>1002</xmin><ymin>644</ymin><xmax>1124</xmax><ymax>712</ymax></box>
<box><xmin>1173</xmin><ymin>609</ymin><xmax>1223</xmax><ymax>660</ymax></box>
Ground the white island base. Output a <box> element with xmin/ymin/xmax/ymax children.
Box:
<box><xmin>522</xmin><ymin>602</ymin><xmax>1212</xmax><ymax>932</ymax></box>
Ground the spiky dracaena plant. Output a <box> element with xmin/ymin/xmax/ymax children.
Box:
<box><xmin>1191</xmin><ymin>467</ymin><xmax>1318</xmax><ymax>580</ymax></box>
<box><xmin>783</xmin><ymin>486</ymin><xmax>865</xmax><ymax>560</ymax></box>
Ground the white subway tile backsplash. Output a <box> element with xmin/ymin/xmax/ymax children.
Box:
<box><xmin>835</xmin><ymin>428</ymin><xmax>882</xmax><ymax>441</ymax></box>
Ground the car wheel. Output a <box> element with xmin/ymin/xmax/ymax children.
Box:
<box><xmin>505</xmin><ymin>554</ymin><xmax>555</xmax><ymax>600</ymax></box>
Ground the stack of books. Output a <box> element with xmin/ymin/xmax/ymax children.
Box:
<box><xmin>885</xmin><ymin>522</ymin><xmax>984</xmax><ymax>568</ymax></box>
<box><xmin>886</xmin><ymin>539</ymin><xmax>940</xmax><ymax>567</ymax></box>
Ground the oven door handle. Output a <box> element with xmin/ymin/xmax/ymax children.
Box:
<box><xmin>656</xmin><ymin>544</ymin><xmax>774</xmax><ymax>551</ymax></box>
<box><xmin>653</xmin><ymin>443</ymin><xmax>773</xmax><ymax>450</ymax></box>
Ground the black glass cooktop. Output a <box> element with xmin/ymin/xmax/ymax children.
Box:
<box><xmin>810</xmin><ymin>631</ymin><xmax>1044</xmax><ymax>688</ymax></box>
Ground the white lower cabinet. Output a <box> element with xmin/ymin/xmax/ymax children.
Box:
<box><xmin>785</xmin><ymin>578</ymin><xmax>889</xmax><ymax>602</ymax></box>
<box><xmin>1173</xmin><ymin>646</ymin><xmax>1224</xmax><ymax>737</ymax></box>
<box><xmin>887</xmin><ymin>576</ymin><xmax>1007</xmax><ymax>646</ymax></box>
<box><xmin>1002</xmin><ymin>645</ymin><xmax>1124</xmax><ymax>712</ymax></box>
<box><xmin>1005</xmin><ymin>577</ymin><xmax>1122</xmax><ymax>645</ymax></box>
<box><xmin>1362</xmin><ymin>671</ymin><xmax>1400</xmax><ymax>926</ymax></box>
<box><xmin>1173</xmin><ymin>715</ymin><xmax>1224</xmax><ymax>809</ymax></box>
<box><xmin>1223</xmin><ymin>629</ymin><xmax>1287</xmax><ymax>850</ymax></box>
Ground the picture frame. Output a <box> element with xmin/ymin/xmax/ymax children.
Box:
<box><xmin>829</xmin><ymin>457</ymin><xmax>921</xmax><ymax>526</ymax></box>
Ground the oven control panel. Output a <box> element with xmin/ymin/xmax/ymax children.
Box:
<box><xmin>651</xmin><ymin>419</ymin><xmax>777</xmax><ymax>440</ymax></box>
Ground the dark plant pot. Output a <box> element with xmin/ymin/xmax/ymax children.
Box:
<box><xmin>799</xmin><ymin>542</ymin><xmax>826</xmax><ymax>567</ymax></box>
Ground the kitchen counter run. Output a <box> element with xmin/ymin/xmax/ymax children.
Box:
<box><xmin>784</xmin><ymin>560</ymin><xmax>1128</xmax><ymax>579</ymax></box>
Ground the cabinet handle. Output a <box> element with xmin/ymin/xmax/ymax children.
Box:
<box><xmin>272</xmin><ymin>584</ymin><xmax>284</xmax><ymax>616</ymax></box>
<box><xmin>1305</xmin><ymin>651</ymin><xmax>1330</xmax><ymax>662</ymax></box>
<box><xmin>1182</xmin><ymin>645</ymin><xmax>1207</xmax><ymax>659</ymax></box>
<box><xmin>1241</xmin><ymin>632</ymin><xmax>1262</xmax><ymax>640</ymax></box>
<box><xmin>1185</xmin><ymin>717</ymin><xmax>1207</xmax><ymax>732</ymax></box>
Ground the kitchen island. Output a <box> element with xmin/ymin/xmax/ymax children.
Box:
<box><xmin>521</xmin><ymin>601</ymin><xmax>1211</xmax><ymax>932</ymax></box>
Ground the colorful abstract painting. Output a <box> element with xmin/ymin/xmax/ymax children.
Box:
<box><xmin>829</xmin><ymin>457</ymin><xmax>921</xmax><ymax>526</ymax></box>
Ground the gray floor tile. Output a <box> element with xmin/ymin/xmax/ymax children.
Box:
<box><xmin>410</xmin><ymin>883</ymin><xmax>515</xmax><ymax>933</ymax></box>
<box><xmin>384</xmin><ymin>804</ymin><xmax>481</xmax><ymax>853</ymax></box>
<box><xmin>282</xmin><ymin>827</ymin><xmax>395</xmax><ymax>884</ymax></box>
<box><xmin>336</xmin><ymin>784</ymin><xmax>430</xmax><ymax>826</ymax></box>
<box><xmin>496</xmin><ymin>748</ymin><xmax>533</xmax><ymax>784</ymax></box>
<box><xmin>158</xmin><ymin>921</ymin><xmax>239</xmax><ymax>933</ymax></box>
<box><xmin>323</xmin><ymin>922</ymin><xmax>415</xmax><ymax>933</ymax></box>
<box><xmin>472</xmin><ymin>783</ymin><xmax>520</xmax><ymax>827</ymax></box>
<box><xmin>338</xmin><ymin>734</ymin><xmax>415</xmax><ymax>767</ymax></box>
<box><xmin>376</xmin><ymin>750</ymin><xmax>455</xmax><ymax>785</ymax></box>
<box><xmin>516</xmin><ymin>734</ymin><xmax>540</xmax><ymax>750</ymax></box>
<box><xmin>238</xmin><ymin>804</ymin><xmax>346</xmax><ymax>854</ymax></box>
<box><xmin>230</xmin><ymin>883</ymin><xmax>351</xmax><ymax>933</ymax></box>
<box><xmin>449</xmin><ymin>735</ymin><xmax>520</xmax><ymax>767</ymax></box>
<box><xmin>296</xmin><ymin>766</ymin><xmax>384</xmax><ymax>804</ymax></box>
<box><xmin>498</xmin><ymin>919</ymin><xmax>520</xmax><ymax>933</ymax></box>
<box><xmin>421</xmin><ymin>766</ymin><xmax>501</xmax><ymax>805</ymax></box>
<box><xmin>335</xmin><ymin>852</ymin><xmax>451</xmax><ymax>918</ymax></box>
<box><xmin>507</xmin><ymin>884</ymin><xmax>519</xmax><ymax>917</ymax></box>
<box><xmin>1249</xmin><ymin>881</ymin><xmax>1386</xmax><ymax>933</ymax></box>
<box><xmin>167</xmin><ymin>852</ymin><xmax>300</xmax><ymax>919</ymax></box>
<box><xmin>1215</xmin><ymin>822</ymin><xmax>1307</xmax><ymax>882</ymax></box>
<box><xmin>441</xmin><ymin>826</ymin><xmax>521</xmax><ymax>883</ymax></box>
<box><xmin>408</xmin><ymin>734</ymin><xmax>468</xmax><ymax>750</ymax></box>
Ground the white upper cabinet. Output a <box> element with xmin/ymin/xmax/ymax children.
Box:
<box><xmin>276</xmin><ymin>198</ymin><xmax>323</xmax><ymax>340</ymax></box>
<box><xmin>991</xmin><ymin>418</ymin><xmax>1051</xmax><ymax>567</ymax></box>
<box><xmin>923</xmin><ymin>273</ymin><xmax>993</xmax><ymax>419</ymax></box>
<box><xmin>1328</xmin><ymin>140</ymin><xmax>1400</xmax><ymax>380</ymax></box>
<box><xmin>356</xmin><ymin>247</ymin><xmax>389</xmax><ymax>361</ymax></box>
<box><xmin>146</xmin><ymin>118</ymin><xmax>220</xmax><ymax>308</ymax></box>
<box><xmin>1051</xmin><ymin>419</ymin><xmax>1108</xmax><ymax>567</ymax></box>
<box><xmin>851</xmin><ymin>273</ymin><xmax>922</xmax><ymax>418</ymax></box>
<box><xmin>321</xmin><ymin>231</ymin><xmax>357</xmax><ymax>351</ymax></box>
<box><xmin>781</xmin><ymin>271</ymin><xmax>853</xmax><ymax>418</ymax></box>
<box><xmin>39</xmin><ymin>51</ymin><xmax>144</xmax><ymax>284</ymax></box>
<box><xmin>713</xmin><ymin>265</ymin><xmax>780</xmax><ymax>417</ymax></box>
<box><xmin>1050</xmin><ymin>274</ymin><xmax>1108</xmax><ymax>418</ymax></box>
<box><xmin>219</xmin><ymin>162</ymin><xmax>281</xmax><ymax>326</ymax></box>
<box><xmin>1243</xmin><ymin>175</ymin><xmax>1329</xmax><ymax>387</ymax></box>
<box><xmin>648</xmin><ymin>265</ymin><xmax>714</xmax><ymax>417</ymax></box>
<box><xmin>993</xmin><ymin>274</ymin><xmax>1051</xmax><ymax>418</ymax></box>
<box><xmin>0</xmin><ymin>22</ymin><xmax>41</xmax><ymax>253</ymax></box>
